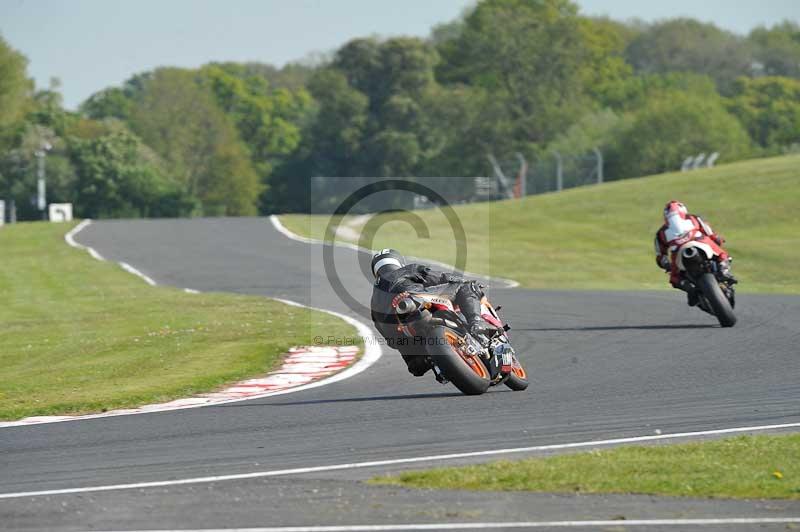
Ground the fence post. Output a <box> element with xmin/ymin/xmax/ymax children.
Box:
<box><xmin>592</xmin><ymin>147</ymin><xmax>603</xmax><ymax>184</ymax></box>
<box><xmin>554</xmin><ymin>151</ymin><xmax>563</xmax><ymax>192</ymax></box>
<box><xmin>514</xmin><ymin>152</ymin><xmax>527</xmax><ymax>197</ymax></box>
<box><xmin>487</xmin><ymin>153</ymin><xmax>514</xmax><ymax>199</ymax></box>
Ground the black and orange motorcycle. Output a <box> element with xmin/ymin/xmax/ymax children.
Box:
<box><xmin>391</xmin><ymin>290</ymin><xmax>529</xmax><ymax>395</ymax></box>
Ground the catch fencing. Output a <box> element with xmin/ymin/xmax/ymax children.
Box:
<box><xmin>311</xmin><ymin>146</ymin><xmax>726</xmax><ymax>213</ymax></box>
<box><xmin>481</xmin><ymin>149</ymin><xmax>603</xmax><ymax>202</ymax></box>
<box><xmin>310</xmin><ymin>150</ymin><xmax>605</xmax><ymax>213</ymax></box>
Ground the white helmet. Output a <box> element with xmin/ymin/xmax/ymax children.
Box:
<box><xmin>370</xmin><ymin>249</ymin><xmax>405</xmax><ymax>278</ymax></box>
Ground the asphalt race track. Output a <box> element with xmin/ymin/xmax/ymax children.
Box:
<box><xmin>2</xmin><ymin>217</ymin><xmax>799</xmax><ymax>531</ymax></box>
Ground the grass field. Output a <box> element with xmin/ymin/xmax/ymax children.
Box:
<box><xmin>372</xmin><ymin>434</ymin><xmax>800</xmax><ymax>500</ymax></box>
<box><xmin>281</xmin><ymin>155</ymin><xmax>800</xmax><ymax>293</ymax></box>
<box><xmin>0</xmin><ymin>222</ymin><xmax>358</xmax><ymax>421</ymax></box>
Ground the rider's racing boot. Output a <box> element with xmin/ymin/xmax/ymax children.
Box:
<box><xmin>468</xmin><ymin>318</ymin><xmax>501</xmax><ymax>338</ymax></box>
<box><xmin>677</xmin><ymin>279</ymin><xmax>699</xmax><ymax>307</ymax></box>
<box><xmin>687</xmin><ymin>291</ymin><xmax>700</xmax><ymax>307</ymax></box>
<box><xmin>458</xmin><ymin>286</ymin><xmax>501</xmax><ymax>337</ymax></box>
<box><xmin>401</xmin><ymin>353</ymin><xmax>430</xmax><ymax>377</ymax></box>
<box><xmin>719</xmin><ymin>260</ymin><xmax>738</xmax><ymax>284</ymax></box>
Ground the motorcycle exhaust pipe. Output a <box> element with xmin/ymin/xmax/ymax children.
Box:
<box><xmin>681</xmin><ymin>246</ymin><xmax>699</xmax><ymax>260</ymax></box>
<box><xmin>396</xmin><ymin>297</ymin><xmax>417</xmax><ymax>316</ymax></box>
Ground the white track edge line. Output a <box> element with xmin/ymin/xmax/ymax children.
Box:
<box><xmin>66</xmin><ymin>219</ymin><xmax>154</xmax><ymax>285</ymax></box>
<box><xmin>88</xmin><ymin>519</ymin><xmax>800</xmax><ymax>531</ymax></box>
<box><xmin>118</xmin><ymin>261</ymin><xmax>157</xmax><ymax>286</ymax></box>
<box><xmin>269</xmin><ymin>215</ymin><xmax>520</xmax><ymax>288</ymax></box>
<box><xmin>2</xmin><ymin>420</ymin><xmax>799</xmax><ymax>499</ymax></box>
<box><xmin>0</xmin><ymin>220</ymin><xmax>384</xmax><ymax>429</ymax></box>
<box><xmin>65</xmin><ymin>219</ymin><xmax>104</xmax><ymax>261</ymax></box>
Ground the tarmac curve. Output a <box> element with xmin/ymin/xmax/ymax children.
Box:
<box><xmin>1</xmin><ymin>217</ymin><xmax>798</xmax><ymax>531</ymax></box>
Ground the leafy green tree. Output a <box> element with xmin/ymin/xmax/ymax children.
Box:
<box><xmin>541</xmin><ymin>109</ymin><xmax>633</xmax><ymax>189</ymax></box>
<box><xmin>295</xmin><ymin>37</ymin><xmax>447</xmax><ymax>183</ymax></box>
<box><xmin>330</xmin><ymin>38</ymin><xmax>384</xmax><ymax>110</ymax></box>
<box><xmin>269</xmin><ymin>37</ymin><xmax>449</xmax><ymax>212</ymax></box>
<box><xmin>418</xmin><ymin>84</ymin><xmax>508</xmax><ymax>177</ymax></box>
<box><xmin>202</xmin><ymin>64</ymin><xmax>315</xmax><ymax>213</ymax></box>
<box><xmin>367</xmin><ymin>40</ymin><xmax>450</xmax><ymax>174</ymax></box>
<box><xmin>546</xmin><ymin>108</ymin><xmax>631</xmax><ymax>159</ymax></box>
<box><xmin>230</xmin><ymin>61</ymin><xmax>318</xmax><ymax>91</ymax></box>
<box><xmin>585</xmin><ymin>16</ymin><xmax>641</xmax><ymax>48</ymax></box>
<box><xmin>69</xmin><ymin>129</ymin><xmax>192</xmax><ymax>218</ymax></box>
<box><xmin>196</xmin><ymin>135</ymin><xmax>261</xmax><ymax>216</ymax></box>
<box><xmin>26</xmin><ymin>87</ymin><xmax>74</xmax><ymax>137</ymax></box>
<box><xmin>579</xmin><ymin>16</ymin><xmax>636</xmax><ymax>106</ymax></box>
<box><xmin>610</xmin><ymin>90</ymin><xmax>752</xmax><ymax>179</ymax></box>
<box><xmin>80</xmin><ymin>87</ymin><xmax>134</xmax><ymax>121</ymax></box>
<box><xmin>373</xmin><ymin>38</ymin><xmax>438</xmax><ymax>108</ymax></box>
<box><xmin>304</xmin><ymin>68</ymin><xmax>369</xmax><ymax>177</ymax></box>
<box><xmin>83</xmin><ymin>64</ymin><xmax>312</xmax><ymax>215</ymax></box>
<box><xmin>436</xmin><ymin>0</ymin><xmax>625</xmax><ymax>147</ymax></box>
<box><xmin>199</xmin><ymin>63</ymin><xmax>311</xmax><ymax>177</ymax></box>
<box><xmin>128</xmin><ymin>68</ymin><xmax>261</xmax><ymax>215</ymax></box>
<box><xmin>624</xmin><ymin>18</ymin><xmax>753</xmax><ymax>94</ymax></box>
<box><xmin>598</xmin><ymin>72</ymin><xmax>720</xmax><ymax>112</ymax></box>
<box><xmin>367</xmin><ymin>130</ymin><xmax>421</xmax><ymax>177</ymax></box>
<box><xmin>0</xmin><ymin>34</ymin><xmax>32</xmax><ymax>130</ymax></box>
<box><xmin>727</xmin><ymin>76</ymin><xmax>800</xmax><ymax>150</ymax></box>
<box><xmin>748</xmin><ymin>21</ymin><xmax>800</xmax><ymax>78</ymax></box>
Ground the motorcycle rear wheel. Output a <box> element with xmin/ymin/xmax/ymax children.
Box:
<box><xmin>699</xmin><ymin>273</ymin><xmax>737</xmax><ymax>328</ymax></box>
<box><xmin>427</xmin><ymin>326</ymin><xmax>491</xmax><ymax>395</ymax></box>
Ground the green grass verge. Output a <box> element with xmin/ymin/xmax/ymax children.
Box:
<box><xmin>281</xmin><ymin>155</ymin><xmax>800</xmax><ymax>293</ymax></box>
<box><xmin>0</xmin><ymin>222</ymin><xmax>359</xmax><ymax>421</ymax></box>
<box><xmin>371</xmin><ymin>434</ymin><xmax>800</xmax><ymax>500</ymax></box>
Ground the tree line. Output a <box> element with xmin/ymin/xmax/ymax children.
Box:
<box><xmin>1</xmin><ymin>0</ymin><xmax>799</xmax><ymax>219</ymax></box>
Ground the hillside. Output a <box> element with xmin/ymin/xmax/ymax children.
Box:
<box><xmin>281</xmin><ymin>155</ymin><xmax>800</xmax><ymax>293</ymax></box>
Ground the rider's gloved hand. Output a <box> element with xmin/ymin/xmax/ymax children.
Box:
<box><xmin>659</xmin><ymin>256</ymin><xmax>671</xmax><ymax>271</ymax></box>
<box><xmin>442</xmin><ymin>273</ymin><xmax>464</xmax><ymax>283</ymax></box>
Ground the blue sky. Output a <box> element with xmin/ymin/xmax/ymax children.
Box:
<box><xmin>1</xmin><ymin>0</ymin><xmax>797</xmax><ymax>109</ymax></box>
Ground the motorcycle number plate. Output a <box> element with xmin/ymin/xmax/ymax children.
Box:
<box><xmin>500</xmin><ymin>350</ymin><xmax>513</xmax><ymax>373</ymax></box>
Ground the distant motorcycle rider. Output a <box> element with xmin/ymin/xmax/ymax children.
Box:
<box><xmin>370</xmin><ymin>249</ymin><xmax>500</xmax><ymax>377</ymax></box>
<box><xmin>654</xmin><ymin>201</ymin><xmax>736</xmax><ymax>306</ymax></box>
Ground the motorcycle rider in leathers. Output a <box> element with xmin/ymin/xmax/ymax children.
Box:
<box><xmin>655</xmin><ymin>200</ymin><xmax>737</xmax><ymax>306</ymax></box>
<box><xmin>369</xmin><ymin>249</ymin><xmax>500</xmax><ymax>377</ymax></box>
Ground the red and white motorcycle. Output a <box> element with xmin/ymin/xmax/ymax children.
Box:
<box><xmin>672</xmin><ymin>231</ymin><xmax>738</xmax><ymax>328</ymax></box>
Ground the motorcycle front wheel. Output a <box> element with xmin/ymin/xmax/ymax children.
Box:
<box><xmin>504</xmin><ymin>354</ymin><xmax>529</xmax><ymax>391</ymax></box>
